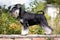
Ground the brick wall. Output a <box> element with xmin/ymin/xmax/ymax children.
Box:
<box><xmin>0</xmin><ymin>35</ymin><xmax>59</xmax><ymax>40</ymax></box>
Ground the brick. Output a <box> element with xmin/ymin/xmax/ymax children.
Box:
<box><xmin>15</xmin><ymin>38</ymin><xmax>23</xmax><ymax>40</ymax></box>
<box><xmin>15</xmin><ymin>38</ymin><xmax>31</xmax><ymax>40</ymax></box>
<box><xmin>33</xmin><ymin>38</ymin><xmax>45</xmax><ymax>40</ymax></box>
<box><xmin>54</xmin><ymin>38</ymin><xmax>60</xmax><ymax>40</ymax></box>
<box><xmin>0</xmin><ymin>38</ymin><xmax>13</xmax><ymax>40</ymax></box>
<box><xmin>24</xmin><ymin>38</ymin><xmax>31</xmax><ymax>40</ymax></box>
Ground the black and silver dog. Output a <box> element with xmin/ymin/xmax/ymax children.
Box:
<box><xmin>10</xmin><ymin>4</ymin><xmax>53</xmax><ymax>35</ymax></box>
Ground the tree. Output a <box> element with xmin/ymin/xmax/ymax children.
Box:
<box><xmin>1</xmin><ymin>5</ymin><xmax>8</xmax><ymax>13</ymax></box>
<box><xmin>46</xmin><ymin>0</ymin><xmax>56</xmax><ymax>4</ymax></box>
<box><xmin>26</xmin><ymin>0</ymin><xmax>46</xmax><ymax>13</ymax></box>
<box><xmin>45</xmin><ymin>0</ymin><xmax>60</xmax><ymax>13</ymax></box>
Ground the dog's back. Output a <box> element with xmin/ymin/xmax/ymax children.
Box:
<box><xmin>10</xmin><ymin>4</ymin><xmax>53</xmax><ymax>35</ymax></box>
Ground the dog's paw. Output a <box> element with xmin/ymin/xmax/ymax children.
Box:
<box><xmin>21</xmin><ymin>33</ymin><xmax>28</xmax><ymax>36</ymax></box>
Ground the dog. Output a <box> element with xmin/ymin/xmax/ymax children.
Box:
<box><xmin>10</xmin><ymin>4</ymin><xmax>53</xmax><ymax>35</ymax></box>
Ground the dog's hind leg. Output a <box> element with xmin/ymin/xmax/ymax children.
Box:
<box><xmin>41</xmin><ymin>24</ymin><xmax>53</xmax><ymax>35</ymax></box>
<box><xmin>39</xmin><ymin>17</ymin><xmax>53</xmax><ymax>34</ymax></box>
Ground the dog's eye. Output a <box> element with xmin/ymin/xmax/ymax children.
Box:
<box><xmin>12</xmin><ymin>8</ymin><xmax>17</xmax><ymax>11</ymax></box>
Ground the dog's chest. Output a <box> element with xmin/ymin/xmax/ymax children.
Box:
<box><xmin>20</xmin><ymin>19</ymin><xmax>23</xmax><ymax>23</ymax></box>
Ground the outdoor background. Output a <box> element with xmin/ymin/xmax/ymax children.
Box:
<box><xmin>0</xmin><ymin>0</ymin><xmax>60</xmax><ymax>34</ymax></box>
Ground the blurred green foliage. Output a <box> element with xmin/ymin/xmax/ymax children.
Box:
<box><xmin>54</xmin><ymin>14</ymin><xmax>60</xmax><ymax>34</ymax></box>
<box><xmin>0</xmin><ymin>12</ymin><xmax>21</xmax><ymax>34</ymax></box>
<box><xmin>45</xmin><ymin>14</ymin><xmax>51</xmax><ymax>20</ymax></box>
<box><xmin>26</xmin><ymin>0</ymin><xmax>46</xmax><ymax>13</ymax></box>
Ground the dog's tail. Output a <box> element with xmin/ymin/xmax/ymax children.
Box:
<box><xmin>37</xmin><ymin>10</ymin><xmax>44</xmax><ymax>15</ymax></box>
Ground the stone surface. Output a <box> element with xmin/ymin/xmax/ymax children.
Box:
<box><xmin>0</xmin><ymin>38</ymin><xmax>13</xmax><ymax>40</ymax></box>
<box><xmin>33</xmin><ymin>38</ymin><xmax>45</xmax><ymax>40</ymax></box>
<box><xmin>15</xmin><ymin>38</ymin><xmax>31</xmax><ymax>40</ymax></box>
<box><xmin>54</xmin><ymin>38</ymin><xmax>60</xmax><ymax>40</ymax></box>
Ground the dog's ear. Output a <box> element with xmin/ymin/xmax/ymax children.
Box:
<box><xmin>8</xmin><ymin>6</ymin><xmax>11</xmax><ymax>10</ymax></box>
<box><xmin>19</xmin><ymin>6</ymin><xmax>25</xmax><ymax>18</ymax></box>
<box><xmin>8</xmin><ymin>6</ymin><xmax>12</xmax><ymax>12</ymax></box>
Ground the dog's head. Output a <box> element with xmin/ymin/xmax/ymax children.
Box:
<box><xmin>9</xmin><ymin>4</ymin><xmax>22</xmax><ymax>18</ymax></box>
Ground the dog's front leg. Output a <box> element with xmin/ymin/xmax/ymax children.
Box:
<box><xmin>21</xmin><ymin>26</ymin><xmax>29</xmax><ymax>35</ymax></box>
<box><xmin>21</xmin><ymin>21</ymin><xmax>29</xmax><ymax>35</ymax></box>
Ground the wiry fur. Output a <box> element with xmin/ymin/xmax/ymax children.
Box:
<box><xmin>10</xmin><ymin>4</ymin><xmax>53</xmax><ymax>35</ymax></box>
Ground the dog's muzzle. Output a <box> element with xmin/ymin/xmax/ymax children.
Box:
<box><xmin>10</xmin><ymin>9</ymin><xmax>20</xmax><ymax>18</ymax></box>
